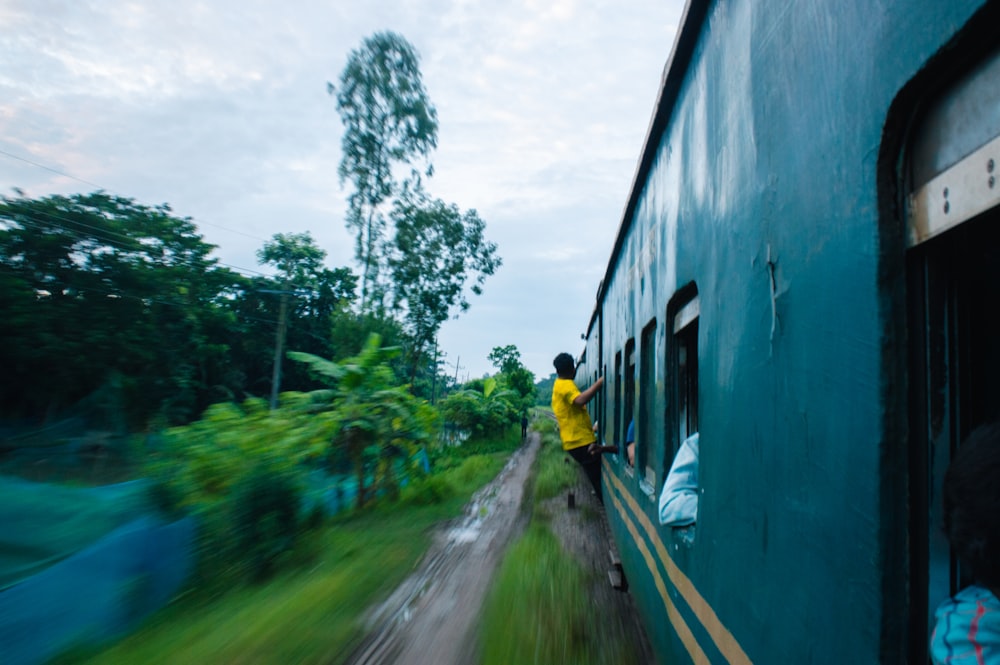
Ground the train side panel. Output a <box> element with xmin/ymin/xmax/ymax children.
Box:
<box><xmin>592</xmin><ymin>0</ymin><xmax>994</xmax><ymax>663</ymax></box>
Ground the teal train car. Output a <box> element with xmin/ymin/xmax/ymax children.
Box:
<box><xmin>574</xmin><ymin>0</ymin><xmax>1000</xmax><ymax>662</ymax></box>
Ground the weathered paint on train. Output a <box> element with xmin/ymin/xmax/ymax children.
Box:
<box><xmin>575</xmin><ymin>1</ymin><xmax>1000</xmax><ymax>662</ymax></box>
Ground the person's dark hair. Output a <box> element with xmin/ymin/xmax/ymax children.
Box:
<box><xmin>943</xmin><ymin>421</ymin><xmax>1000</xmax><ymax>591</ymax></box>
<box><xmin>553</xmin><ymin>352</ymin><xmax>575</xmax><ymax>378</ymax></box>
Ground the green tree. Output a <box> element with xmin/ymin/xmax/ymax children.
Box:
<box><xmin>438</xmin><ymin>376</ymin><xmax>519</xmax><ymax>439</ymax></box>
<box><xmin>486</xmin><ymin>345</ymin><xmax>535</xmax><ymax>413</ymax></box>
<box><xmin>332</xmin><ymin>31</ymin><xmax>438</xmax><ymax>313</ymax></box>
<box><xmin>256</xmin><ymin>231</ymin><xmax>327</xmax><ymax>289</ymax></box>
<box><xmin>505</xmin><ymin>367</ymin><xmax>537</xmax><ymax>410</ymax></box>
<box><xmin>388</xmin><ymin>196</ymin><xmax>501</xmax><ymax>381</ymax></box>
<box><xmin>0</xmin><ymin>192</ymin><xmax>245</xmax><ymax>427</ymax></box>
<box><xmin>488</xmin><ymin>345</ymin><xmax>522</xmax><ymax>375</ymax></box>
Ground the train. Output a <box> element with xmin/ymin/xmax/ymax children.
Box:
<box><xmin>574</xmin><ymin>0</ymin><xmax>1000</xmax><ymax>662</ymax></box>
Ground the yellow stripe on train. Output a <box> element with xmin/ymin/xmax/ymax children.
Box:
<box><xmin>605</xmin><ymin>460</ymin><xmax>753</xmax><ymax>665</ymax></box>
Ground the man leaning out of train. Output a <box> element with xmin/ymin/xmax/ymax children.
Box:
<box><xmin>550</xmin><ymin>352</ymin><xmax>605</xmax><ymax>500</ymax></box>
<box><xmin>930</xmin><ymin>421</ymin><xmax>1000</xmax><ymax>664</ymax></box>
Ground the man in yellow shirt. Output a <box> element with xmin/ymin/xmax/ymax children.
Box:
<box><xmin>551</xmin><ymin>352</ymin><xmax>606</xmax><ymax>501</ymax></box>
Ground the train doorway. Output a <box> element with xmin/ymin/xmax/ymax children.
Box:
<box><xmin>905</xmin><ymin>44</ymin><xmax>1000</xmax><ymax>662</ymax></box>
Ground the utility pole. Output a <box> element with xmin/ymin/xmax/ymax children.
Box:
<box><xmin>261</xmin><ymin>289</ymin><xmax>295</xmax><ymax>410</ymax></box>
<box><xmin>450</xmin><ymin>356</ymin><xmax>464</xmax><ymax>388</ymax></box>
<box><xmin>430</xmin><ymin>341</ymin><xmax>439</xmax><ymax>405</ymax></box>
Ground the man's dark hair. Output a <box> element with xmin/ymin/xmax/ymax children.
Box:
<box><xmin>553</xmin><ymin>352</ymin><xmax>575</xmax><ymax>378</ymax></box>
<box><xmin>943</xmin><ymin>421</ymin><xmax>1000</xmax><ymax>591</ymax></box>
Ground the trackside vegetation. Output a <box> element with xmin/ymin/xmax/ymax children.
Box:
<box><xmin>55</xmin><ymin>427</ymin><xmax>523</xmax><ymax>664</ymax></box>
<box><xmin>479</xmin><ymin>423</ymin><xmax>643</xmax><ymax>665</ymax></box>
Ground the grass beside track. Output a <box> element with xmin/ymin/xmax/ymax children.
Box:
<box><xmin>55</xmin><ymin>432</ymin><xmax>521</xmax><ymax>665</ymax></box>
<box><xmin>479</xmin><ymin>425</ymin><xmax>642</xmax><ymax>665</ymax></box>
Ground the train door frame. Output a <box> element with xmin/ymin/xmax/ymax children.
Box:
<box><xmin>879</xmin><ymin>16</ymin><xmax>1000</xmax><ymax>661</ymax></box>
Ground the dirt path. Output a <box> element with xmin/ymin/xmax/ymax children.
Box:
<box><xmin>344</xmin><ymin>433</ymin><xmax>540</xmax><ymax>665</ymax></box>
<box><xmin>343</xmin><ymin>432</ymin><xmax>655</xmax><ymax>665</ymax></box>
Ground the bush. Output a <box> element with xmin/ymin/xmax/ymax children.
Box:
<box><xmin>400</xmin><ymin>475</ymin><xmax>454</xmax><ymax>506</ymax></box>
<box><xmin>230</xmin><ymin>465</ymin><xmax>302</xmax><ymax>580</ymax></box>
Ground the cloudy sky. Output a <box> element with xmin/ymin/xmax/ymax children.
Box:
<box><xmin>0</xmin><ymin>0</ymin><xmax>682</xmax><ymax>380</ymax></box>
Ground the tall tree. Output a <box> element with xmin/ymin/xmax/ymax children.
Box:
<box><xmin>387</xmin><ymin>195</ymin><xmax>501</xmax><ymax>381</ymax></box>
<box><xmin>332</xmin><ymin>31</ymin><xmax>438</xmax><ymax>313</ymax></box>
<box><xmin>256</xmin><ymin>232</ymin><xmax>327</xmax><ymax>289</ymax></box>
<box><xmin>488</xmin><ymin>345</ymin><xmax>523</xmax><ymax>375</ymax></box>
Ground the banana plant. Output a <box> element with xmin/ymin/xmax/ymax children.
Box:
<box><xmin>289</xmin><ymin>333</ymin><xmax>436</xmax><ymax>507</ymax></box>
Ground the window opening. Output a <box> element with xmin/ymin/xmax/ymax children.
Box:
<box><xmin>904</xmin><ymin>43</ymin><xmax>1000</xmax><ymax>663</ymax></box>
<box><xmin>660</xmin><ymin>287</ymin><xmax>700</xmax><ymax>539</ymax></box>
<box><xmin>624</xmin><ymin>339</ymin><xmax>636</xmax><ymax>470</ymax></box>
<box><xmin>639</xmin><ymin>319</ymin><xmax>658</xmax><ymax>492</ymax></box>
<box><xmin>614</xmin><ymin>351</ymin><xmax>624</xmax><ymax>463</ymax></box>
<box><xmin>674</xmin><ymin>298</ymin><xmax>699</xmax><ymax>446</ymax></box>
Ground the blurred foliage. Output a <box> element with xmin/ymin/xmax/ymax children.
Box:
<box><xmin>479</xmin><ymin>420</ymin><xmax>643</xmax><ymax>665</ymax></box>
<box><xmin>290</xmin><ymin>333</ymin><xmax>439</xmax><ymax>509</ymax></box>
<box><xmin>439</xmin><ymin>345</ymin><xmax>536</xmax><ymax>436</ymax></box>
<box><xmin>62</xmin><ymin>418</ymin><xmax>522</xmax><ymax>665</ymax></box>
<box><xmin>146</xmin><ymin>334</ymin><xmax>443</xmax><ymax>587</ymax></box>
<box><xmin>480</xmin><ymin>524</ymin><xmax>591</xmax><ymax>664</ymax></box>
<box><xmin>0</xmin><ymin>192</ymin><xmax>248</xmax><ymax>428</ymax></box>
<box><xmin>438</xmin><ymin>383</ymin><xmax>519</xmax><ymax>439</ymax></box>
<box><xmin>0</xmin><ymin>192</ymin><xmax>468</xmax><ymax>442</ymax></box>
<box><xmin>531</xmin><ymin>425</ymin><xmax>579</xmax><ymax>501</ymax></box>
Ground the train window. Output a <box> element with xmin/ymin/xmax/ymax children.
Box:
<box><xmin>638</xmin><ymin>319</ymin><xmax>658</xmax><ymax>496</ymax></box>
<box><xmin>905</xmin><ymin>44</ymin><xmax>1000</xmax><ymax>663</ymax></box>
<box><xmin>673</xmin><ymin>295</ymin><xmax>699</xmax><ymax>446</ymax></box>
<box><xmin>600</xmin><ymin>363</ymin><xmax>608</xmax><ymax>449</ymax></box>
<box><xmin>661</xmin><ymin>286</ymin><xmax>699</xmax><ymax>538</ymax></box>
<box><xmin>624</xmin><ymin>339</ymin><xmax>636</xmax><ymax>473</ymax></box>
<box><xmin>614</xmin><ymin>350</ymin><xmax>623</xmax><ymax>461</ymax></box>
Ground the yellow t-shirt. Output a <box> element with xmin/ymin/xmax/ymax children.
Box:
<box><xmin>551</xmin><ymin>378</ymin><xmax>596</xmax><ymax>451</ymax></box>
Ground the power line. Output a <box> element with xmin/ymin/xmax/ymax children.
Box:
<box><xmin>0</xmin><ymin>263</ymin><xmax>280</xmax><ymax>328</ymax></box>
<box><xmin>5</xmin><ymin>204</ymin><xmax>272</xmax><ymax>279</ymax></box>
<box><xmin>0</xmin><ymin>146</ymin><xmax>272</xmax><ymax>244</ymax></box>
<box><xmin>0</xmin><ymin>147</ymin><xmax>104</xmax><ymax>190</ymax></box>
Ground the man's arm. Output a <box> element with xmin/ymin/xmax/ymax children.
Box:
<box><xmin>572</xmin><ymin>375</ymin><xmax>604</xmax><ymax>406</ymax></box>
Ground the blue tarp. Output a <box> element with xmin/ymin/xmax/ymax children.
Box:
<box><xmin>0</xmin><ymin>515</ymin><xmax>195</xmax><ymax>665</ymax></box>
<box><xmin>0</xmin><ymin>476</ymin><xmax>152</xmax><ymax>590</ymax></box>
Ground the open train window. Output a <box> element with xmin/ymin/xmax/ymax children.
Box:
<box><xmin>660</xmin><ymin>286</ymin><xmax>699</xmax><ymax>538</ymax></box>
<box><xmin>614</xmin><ymin>350</ymin><xmax>623</xmax><ymax>462</ymax></box>
<box><xmin>905</xmin><ymin>44</ymin><xmax>1000</xmax><ymax>663</ymax></box>
<box><xmin>638</xmin><ymin>319</ymin><xmax>658</xmax><ymax>495</ymax></box>
<box><xmin>597</xmin><ymin>365</ymin><xmax>608</xmax><ymax>443</ymax></box>
<box><xmin>671</xmin><ymin>291</ymin><xmax>699</xmax><ymax>450</ymax></box>
<box><xmin>624</xmin><ymin>339</ymin><xmax>636</xmax><ymax>473</ymax></box>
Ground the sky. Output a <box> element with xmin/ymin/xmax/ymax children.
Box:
<box><xmin>0</xmin><ymin>0</ymin><xmax>683</xmax><ymax>381</ymax></box>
